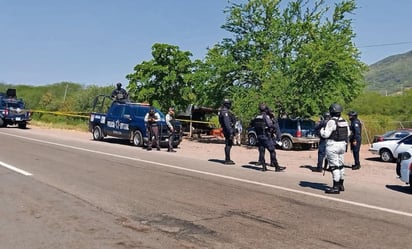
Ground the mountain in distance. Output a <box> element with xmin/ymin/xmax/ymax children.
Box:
<box><xmin>364</xmin><ymin>50</ymin><xmax>412</xmax><ymax>95</ymax></box>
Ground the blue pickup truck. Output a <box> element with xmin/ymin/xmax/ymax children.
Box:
<box><xmin>88</xmin><ymin>95</ymin><xmax>182</xmax><ymax>148</ymax></box>
<box><xmin>0</xmin><ymin>89</ymin><xmax>31</xmax><ymax>129</ymax></box>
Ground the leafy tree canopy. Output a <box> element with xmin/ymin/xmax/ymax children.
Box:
<box><xmin>126</xmin><ymin>43</ymin><xmax>196</xmax><ymax>111</ymax></box>
<box><xmin>203</xmin><ymin>0</ymin><xmax>367</xmax><ymax>119</ymax></box>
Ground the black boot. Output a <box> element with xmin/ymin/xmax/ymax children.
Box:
<box><xmin>352</xmin><ymin>164</ymin><xmax>361</xmax><ymax>170</ymax></box>
<box><xmin>261</xmin><ymin>162</ymin><xmax>267</xmax><ymax>172</ymax></box>
<box><xmin>271</xmin><ymin>162</ymin><xmax>286</xmax><ymax>172</ymax></box>
<box><xmin>339</xmin><ymin>179</ymin><xmax>345</xmax><ymax>192</ymax></box>
<box><xmin>325</xmin><ymin>181</ymin><xmax>340</xmax><ymax>194</ymax></box>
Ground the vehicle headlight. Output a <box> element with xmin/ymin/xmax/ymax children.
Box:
<box><xmin>400</xmin><ymin>152</ymin><xmax>411</xmax><ymax>160</ymax></box>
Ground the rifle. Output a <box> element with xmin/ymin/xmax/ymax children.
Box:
<box><xmin>322</xmin><ymin>158</ymin><xmax>329</xmax><ymax>176</ymax></box>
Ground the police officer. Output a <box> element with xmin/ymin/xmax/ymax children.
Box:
<box><xmin>313</xmin><ymin>112</ymin><xmax>330</xmax><ymax>172</ymax></box>
<box><xmin>218</xmin><ymin>98</ymin><xmax>236</xmax><ymax>164</ymax></box>
<box><xmin>165</xmin><ymin>107</ymin><xmax>177</xmax><ymax>152</ymax></box>
<box><xmin>111</xmin><ymin>82</ymin><xmax>128</xmax><ymax>101</ymax></box>
<box><xmin>348</xmin><ymin>110</ymin><xmax>362</xmax><ymax>170</ymax></box>
<box><xmin>144</xmin><ymin>106</ymin><xmax>161</xmax><ymax>151</ymax></box>
<box><xmin>254</xmin><ymin>103</ymin><xmax>286</xmax><ymax>172</ymax></box>
<box><xmin>320</xmin><ymin>103</ymin><xmax>350</xmax><ymax>194</ymax></box>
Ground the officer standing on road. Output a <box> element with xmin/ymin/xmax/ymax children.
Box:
<box><xmin>253</xmin><ymin>103</ymin><xmax>286</xmax><ymax>172</ymax></box>
<box><xmin>144</xmin><ymin>106</ymin><xmax>161</xmax><ymax>151</ymax></box>
<box><xmin>233</xmin><ymin>118</ymin><xmax>243</xmax><ymax>146</ymax></box>
<box><xmin>348</xmin><ymin>111</ymin><xmax>362</xmax><ymax>170</ymax></box>
<box><xmin>111</xmin><ymin>82</ymin><xmax>128</xmax><ymax>101</ymax></box>
<box><xmin>165</xmin><ymin>107</ymin><xmax>177</xmax><ymax>152</ymax></box>
<box><xmin>218</xmin><ymin>98</ymin><xmax>236</xmax><ymax>165</ymax></box>
<box><xmin>313</xmin><ymin>112</ymin><xmax>330</xmax><ymax>172</ymax></box>
<box><xmin>320</xmin><ymin>103</ymin><xmax>350</xmax><ymax>194</ymax></box>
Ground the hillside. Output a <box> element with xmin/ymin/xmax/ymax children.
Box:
<box><xmin>365</xmin><ymin>50</ymin><xmax>412</xmax><ymax>95</ymax></box>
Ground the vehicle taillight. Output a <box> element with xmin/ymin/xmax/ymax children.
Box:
<box><xmin>4</xmin><ymin>109</ymin><xmax>8</xmax><ymax>116</ymax></box>
<box><xmin>296</xmin><ymin>130</ymin><xmax>302</xmax><ymax>137</ymax></box>
<box><xmin>378</xmin><ymin>137</ymin><xmax>383</xmax><ymax>142</ymax></box>
<box><xmin>409</xmin><ymin>163</ymin><xmax>412</xmax><ymax>171</ymax></box>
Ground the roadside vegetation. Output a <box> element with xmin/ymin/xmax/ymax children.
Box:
<box><xmin>1</xmin><ymin>0</ymin><xmax>410</xmax><ymax>142</ymax></box>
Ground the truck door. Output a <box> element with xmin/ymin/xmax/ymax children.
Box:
<box><xmin>105</xmin><ymin>104</ymin><xmax>124</xmax><ymax>136</ymax></box>
<box><xmin>117</xmin><ymin>106</ymin><xmax>133</xmax><ymax>138</ymax></box>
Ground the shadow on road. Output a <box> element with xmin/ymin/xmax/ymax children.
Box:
<box><xmin>365</xmin><ymin>157</ymin><xmax>384</xmax><ymax>162</ymax></box>
<box><xmin>385</xmin><ymin>184</ymin><xmax>412</xmax><ymax>194</ymax></box>
<box><xmin>299</xmin><ymin>181</ymin><xmax>329</xmax><ymax>191</ymax></box>
<box><xmin>242</xmin><ymin>164</ymin><xmax>265</xmax><ymax>171</ymax></box>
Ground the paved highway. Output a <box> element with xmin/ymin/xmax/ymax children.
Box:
<box><xmin>0</xmin><ymin>127</ymin><xmax>411</xmax><ymax>249</ymax></box>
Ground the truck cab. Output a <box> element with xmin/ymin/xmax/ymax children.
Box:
<box><xmin>0</xmin><ymin>89</ymin><xmax>31</xmax><ymax>129</ymax></box>
<box><xmin>89</xmin><ymin>95</ymin><xmax>182</xmax><ymax>148</ymax></box>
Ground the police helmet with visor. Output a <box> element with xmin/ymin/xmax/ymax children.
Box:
<box><xmin>329</xmin><ymin>103</ymin><xmax>342</xmax><ymax>117</ymax></box>
<box><xmin>222</xmin><ymin>98</ymin><xmax>232</xmax><ymax>108</ymax></box>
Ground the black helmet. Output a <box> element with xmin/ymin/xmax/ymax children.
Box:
<box><xmin>323</xmin><ymin>112</ymin><xmax>330</xmax><ymax>119</ymax></box>
<box><xmin>348</xmin><ymin>110</ymin><xmax>358</xmax><ymax>117</ymax></box>
<box><xmin>329</xmin><ymin>103</ymin><xmax>342</xmax><ymax>116</ymax></box>
<box><xmin>116</xmin><ymin>82</ymin><xmax>122</xmax><ymax>88</ymax></box>
<box><xmin>222</xmin><ymin>98</ymin><xmax>232</xmax><ymax>108</ymax></box>
<box><xmin>259</xmin><ymin>103</ymin><xmax>267</xmax><ymax>112</ymax></box>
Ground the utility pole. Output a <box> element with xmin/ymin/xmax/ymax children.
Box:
<box><xmin>63</xmin><ymin>84</ymin><xmax>69</xmax><ymax>103</ymax></box>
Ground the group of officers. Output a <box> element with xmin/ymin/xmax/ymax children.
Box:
<box><xmin>112</xmin><ymin>82</ymin><xmax>364</xmax><ymax>194</ymax></box>
<box><xmin>111</xmin><ymin>82</ymin><xmax>177</xmax><ymax>153</ymax></box>
<box><xmin>218</xmin><ymin>98</ymin><xmax>362</xmax><ymax>195</ymax></box>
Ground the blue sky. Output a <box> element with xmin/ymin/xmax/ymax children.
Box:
<box><xmin>1</xmin><ymin>0</ymin><xmax>411</xmax><ymax>86</ymax></box>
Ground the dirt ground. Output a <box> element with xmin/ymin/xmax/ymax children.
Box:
<box><xmin>178</xmin><ymin>134</ymin><xmax>377</xmax><ymax>167</ymax></box>
<box><xmin>176</xmin><ymin>134</ymin><xmax>403</xmax><ymax>187</ymax></box>
<box><xmin>29</xmin><ymin>126</ymin><xmax>400</xmax><ymax>186</ymax></box>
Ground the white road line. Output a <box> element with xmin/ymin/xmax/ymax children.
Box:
<box><xmin>2</xmin><ymin>131</ymin><xmax>412</xmax><ymax>218</ymax></box>
<box><xmin>0</xmin><ymin>161</ymin><xmax>32</xmax><ymax>176</ymax></box>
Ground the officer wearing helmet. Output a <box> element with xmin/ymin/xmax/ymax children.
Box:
<box><xmin>253</xmin><ymin>103</ymin><xmax>286</xmax><ymax>172</ymax></box>
<box><xmin>348</xmin><ymin>110</ymin><xmax>362</xmax><ymax>170</ymax></box>
<box><xmin>144</xmin><ymin>106</ymin><xmax>161</xmax><ymax>151</ymax></box>
<box><xmin>313</xmin><ymin>112</ymin><xmax>330</xmax><ymax>172</ymax></box>
<box><xmin>111</xmin><ymin>82</ymin><xmax>128</xmax><ymax>101</ymax></box>
<box><xmin>320</xmin><ymin>103</ymin><xmax>350</xmax><ymax>194</ymax></box>
<box><xmin>218</xmin><ymin>98</ymin><xmax>236</xmax><ymax>164</ymax></box>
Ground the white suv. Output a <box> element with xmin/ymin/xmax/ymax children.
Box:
<box><xmin>396</xmin><ymin>148</ymin><xmax>412</xmax><ymax>190</ymax></box>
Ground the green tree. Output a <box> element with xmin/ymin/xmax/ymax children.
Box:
<box><xmin>126</xmin><ymin>43</ymin><xmax>196</xmax><ymax>111</ymax></box>
<box><xmin>202</xmin><ymin>0</ymin><xmax>366</xmax><ymax>119</ymax></box>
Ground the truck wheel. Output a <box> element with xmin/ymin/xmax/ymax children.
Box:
<box><xmin>0</xmin><ymin>118</ymin><xmax>4</xmax><ymax>127</ymax></box>
<box><xmin>248</xmin><ymin>133</ymin><xmax>257</xmax><ymax>146</ymax></box>
<box><xmin>380</xmin><ymin>148</ymin><xmax>393</xmax><ymax>162</ymax></box>
<box><xmin>281</xmin><ymin>137</ymin><xmax>293</xmax><ymax>150</ymax></box>
<box><xmin>18</xmin><ymin>122</ymin><xmax>27</xmax><ymax>129</ymax></box>
<box><xmin>92</xmin><ymin>126</ymin><xmax>104</xmax><ymax>141</ymax></box>
<box><xmin>132</xmin><ymin>130</ymin><xmax>144</xmax><ymax>147</ymax></box>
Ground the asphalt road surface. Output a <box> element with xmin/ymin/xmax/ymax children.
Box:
<box><xmin>0</xmin><ymin>127</ymin><xmax>411</xmax><ymax>249</ymax></box>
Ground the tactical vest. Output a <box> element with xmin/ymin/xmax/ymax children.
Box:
<box><xmin>330</xmin><ymin>118</ymin><xmax>349</xmax><ymax>142</ymax></box>
<box><xmin>253</xmin><ymin>114</ymin><xmax>266</xmax><ymax>136</ymax></box>
<box><xmin>147</xmin><ymin>113</ymin><xmax>157</xmax><ymax>125</ymax></box>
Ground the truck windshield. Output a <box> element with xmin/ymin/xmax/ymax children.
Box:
<box><xmin>2</xmin><ymin>100</ymin><xmax>25</xmax><ymax>109</ymax></box>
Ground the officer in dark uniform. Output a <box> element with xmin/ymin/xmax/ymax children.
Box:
<box><xmin>253</xmin><ymin>103</ymin><xmax>286</xmax><ymax>172</ymax></box>
<box><xmin>111</xmin><ymin>82</ymin><xmax>128</xmax><ymax>101</ymax></box>
<box><xmin>320</xmin><ymin>103</ymin><xmax>350</xmax><ymax>194</ymax></box>
<box><xmin>218</xmin><ymin>99</ymin><xmax>236</xmax><ymax>165</ymax></box>
<box><xmin>348</xmin><ymin>111</ymin><xmax>362</xmax><ymax>170</ymax></box>
<box><xmin>313</xmin><ymin>112</ymin><xmax>330</xmax><ymax>172</ymax></box>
